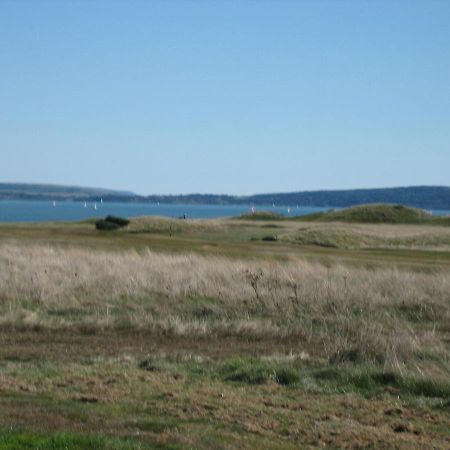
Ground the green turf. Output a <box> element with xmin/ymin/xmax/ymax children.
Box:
<box><xmin>0</xmin><ymin>430</ymin><xmax>175</xmax><ymax>450</ymax></box>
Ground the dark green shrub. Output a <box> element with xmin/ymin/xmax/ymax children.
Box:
<box><xmin>262</xmin><ymin>235</ymin><xmax>278</xmax><ymax>241</ymax></box>
<box><xmin>95</xmin><ymin>215</ymin><xmax>130</xmax><ymax>231</ymax></box>
<box><xmin>138</xmin><ymin>357</ymin><xmax>161</xmax><ymax>372</ymax></box>
<box><xmin>221</xmin><ymin>357</ymin><xmax>299</xmax><ymax>386</ymax></box>
<box><xmin>105</xmin><ymin>215</ymin><xmax>130</xmax><ymax>227</ymax></box>
<box><xmin>95</xmin><ymin>220</ymin><xmax>120</xmax><ymax>231</ymax></box>
<box><xmin>222</xmin><ymin>357</ymin><xmax>272</xmax><ymax>384</ymax></box>
<box><xmin>274</xmin><ymin>367</ymin><xmax>300</xmax><ymax>386</ymax></box>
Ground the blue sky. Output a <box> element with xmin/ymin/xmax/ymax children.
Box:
<box><xmin>1</xmin><ymin>0</ymin><xmax>449</xmax><ymax>195</ymax></box>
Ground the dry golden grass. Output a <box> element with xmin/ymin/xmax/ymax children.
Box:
<box><xmin>1</xmin><ymin>242</ymin><xmax>449</xmax><ymax>307</ymax></box>
<box><xmin>1</xmin><ymin>242</ymin><xmax>449</xmax><ymax>366</ymax></box>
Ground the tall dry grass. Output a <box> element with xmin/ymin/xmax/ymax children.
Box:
<box><xmin>0</xmin><ymin>243</ymin><xmax>449</xmax><ymax>364</ymax></box>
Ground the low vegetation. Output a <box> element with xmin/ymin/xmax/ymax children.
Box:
<box><xmin>95</xmin><ymin>215</ymin><xmax>130</xmax><ymax>231</ymax></box>
<box><xmin>0</xmin><ymin>216</ymin><xmax>449</xmax><ymax>448</ymax></box>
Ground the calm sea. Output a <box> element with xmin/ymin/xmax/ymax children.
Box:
<box><xmin>0</xmin><ymin>200</ymin><xmax>448</xmax><ymax>223</ymax></box>
<box><xmin>0</xmin><ymin>200</ymin><xmax>331</xmax><ymax>222</ymax></box>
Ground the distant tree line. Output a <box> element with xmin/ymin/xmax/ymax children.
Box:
<box><xmin>128</xmin><ymin>186</ymin><xmax>450</xmax><ymax>209</ymax></box>
<box><xmin>1</xmin><ymin>184</ymin><xmax>449</xmax><ymax>210</ymax></box>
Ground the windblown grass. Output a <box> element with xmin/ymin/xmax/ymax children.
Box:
<box><xmin>0</xmin><ymin>242</ymin><xmax>448</xmax><ymax>367</ymax></box>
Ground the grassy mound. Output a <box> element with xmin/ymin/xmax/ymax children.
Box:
<box><xmin>297</xmin><ymin>204</ymin><xmax>448</xmax><ymax>225</ymax></box>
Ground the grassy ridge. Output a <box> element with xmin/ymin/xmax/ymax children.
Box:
<box><xmin>239</xmin><ymin>204</ymin><xmax>450</xmax><ymax>225</ymax></box>
<box><xmin>298</xmin><ymin>204</ymin><xmax>450</xmax><ymax>225</ymax></box>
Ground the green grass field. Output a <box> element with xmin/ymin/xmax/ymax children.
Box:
<box><xmin>0</xmin><ymin>213</ymin><xmax>449</xmax><ymax>449</ymax></box>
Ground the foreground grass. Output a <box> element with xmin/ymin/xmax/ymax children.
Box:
<box><xmin>1</xmin><ymin>344</ymin><xmax>449</xmax><ymax>449</ymax></box>
<box><xmin>0</xmin><ymin>430</ymin><xmax>164</xmax><ymax>450</ymax></box>
<box><xmin>0</xmin><ymin>218</ymin><xmax>449</xmax><ymax>448</ymax></box>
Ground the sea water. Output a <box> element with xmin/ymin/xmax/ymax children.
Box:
<box><xmin>0</xmin><ymin>200</ymin><xmax>336</xmax><ymax>222</ymax></box>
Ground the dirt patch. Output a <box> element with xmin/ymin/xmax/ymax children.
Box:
<box><xmin>0</xmin><ymin>327</ymin><xmax>311</xmax><ymax>362</ymax></box>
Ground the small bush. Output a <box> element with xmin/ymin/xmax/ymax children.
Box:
<box><xmin>105</xmin><ymin>215</ymin><xmax>130</xmax><ymax>227</ymax></box>
<box><xmin>138</xmin><ymin>357</ymin><xmax>162</xmax><ymax>372</ymax></box>
<box><xmin>261</xmin><ymin>235</ymin><xmax>278</xmax><ymax>242</ymax></box>
<box><xmin>221</xmin><ymin>357</ymin><xmax>299</xmax><ymax>386</ymax></box>
<box><xmin>221</xmin><ymin>357</ymin><xmax>270</xmax><ymax>384</ymax></box>
<box><xmin>274</xmin><ymin>367</ymin><xmax>300</xmax><ymax>385</ymax></box>
<box><xmin>95</xmin><ymin>215</ymin><xmax>130</xmax><ymax>231</ymax></box>
<box><xmin>95</xmin><ymin>220</ymin><xmax>120</xmax><ymax>231</ymax></box>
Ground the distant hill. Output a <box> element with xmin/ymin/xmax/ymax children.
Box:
<box><xmin>1</xmin><ymin>183</ymin><xmax>449</xmax><ymax>210</ymax></box>
<box><xmin>246</xmin><ymin>186</ymin><xmax>450</xmax><ymax>210</ymax></box>
<box><xmin>0</xmin><ymin>183</ymin><xmax>134</xmax><ymax>201</ymax></box>
<box><xmin>143</xmin><ymin>186</ymin><xmax>450</xmax><ymax>209</ymax></box>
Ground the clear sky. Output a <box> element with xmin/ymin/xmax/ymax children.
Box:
<box><xmin>1</xmin><ymin>0</ymin><xmax>449</xmax><ymax>195</ymax></box>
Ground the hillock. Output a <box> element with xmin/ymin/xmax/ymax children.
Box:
<box><xmin>298</xmin><ymin>204</ymin><xmax>449</xmax><ymax>225</ymax></box>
